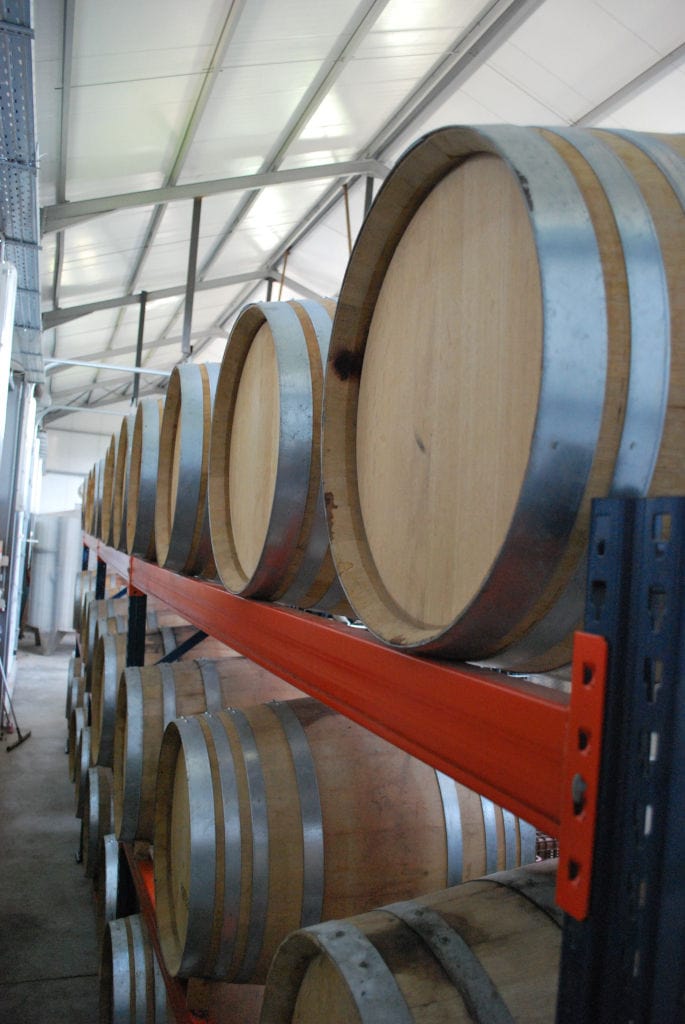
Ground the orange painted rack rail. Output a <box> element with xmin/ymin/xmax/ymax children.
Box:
<box><xmin>88</xmin><ymin>534</ymin><xmax>606</xmax><ymax>921</ymax></box>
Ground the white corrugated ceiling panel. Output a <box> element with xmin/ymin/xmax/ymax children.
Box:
<box><xmin>55</xmin><ymin>208</ymin><xmax>155</xmax><ymax>303</ymax></box>
<box><xmin>596</xmin><ymin>65</ymin><xmax>685</xmax><ymax>130</ymax></box>
<box><xmin>31</xmin><ymin>0</ymin><xmax>685</xmax><ymax>430</ymax></box>
<box><xmin>283</xmin><ymin>176</ymin><xmax>368</xmax><ymax>298</ymax></box>
<box><xmin>482</xmin><ymin>0</ymin><xmax>685</xmax><ymax>122</ymax></box>
<box><xmin>283</xmin><ymin>0</ymin><xmax>479</xmax><ymax>169</ymax></box>
<box><xmin>177</xmin><ymin>0</ymin><xmax>365</xmax><ymax>182</ymax></box>
<box><xmin>208</xmin><ymin>178</ymin><xmax>342</xmax><ymax>275</ymax></box>
<box><xmin>51</xmin><ymin>308</ymin><xmax>123</xmax><ymax>358</ymax></box>
<box><xmin>136</xmin><ymin>192</ymin><xmax>248</xmax><ymax>292</ymax></box>
<box><xmin>374</xmin><ymin>0</ymin><xmax>685</xmax><ymax>164</ymax></box>
<box><xmin>66</xmin><ymin>0</ymin><xmax>229</xmax><ymax>198</ymax></box>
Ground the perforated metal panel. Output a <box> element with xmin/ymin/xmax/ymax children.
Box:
<box><xmin>0</xmin><ymin>0</ymin><xmax>42</xmax><ymax>380</ymax></box>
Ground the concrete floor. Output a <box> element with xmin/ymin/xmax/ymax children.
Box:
<box><xmin>0</xmin><ymin>634</ymin><xmax>99</xmax><ymax>1022</ymax></box>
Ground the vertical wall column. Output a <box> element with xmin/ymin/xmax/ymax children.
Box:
<box><xmin>0</xmin><ymin>381</ymin><xmax>36</xmax><ymax>675</ymax></box>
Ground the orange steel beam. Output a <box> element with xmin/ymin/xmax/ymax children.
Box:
<box><xmin>556</xmin><ymin>631</ymin><xmax>608</xmax><ymax>920</ymax></box>
<box><xmin>93</xmin><ymin>540</ymin><xmax>130</xmax><ymax>581</ymax></box>
<box><xmin>87</xmin><ymin>535</ymin><xmax>569</xmax><ymax>835</ymax></box>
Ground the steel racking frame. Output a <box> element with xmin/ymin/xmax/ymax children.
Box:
<box><xmin>86</xmin><ymin>494</ymin><xmax>685</xmax><ymax>1022</ymax></box>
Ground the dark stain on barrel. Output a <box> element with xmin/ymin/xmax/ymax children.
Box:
<box><xmin>333</xmin><ymin>349</ymin><xmax>363</xmax><ymax>381</ymax></box>
<box><xmin>414</xmin><ymin>431</ymin><xmax>426</xmax><ymax>454</ymax></box>
<box><xmin>516</xmin><ymin>172</ymin><xmax>534</xmax><ymax>212</ymax></box>
<box><xmin>324</xmin><ymin>492</ymin><xmax>338</xmax><ymax>528</ymax></box>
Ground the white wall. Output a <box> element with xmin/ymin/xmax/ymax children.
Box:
<box><xmin>45</xmin><ymin>427</ymin><xmax>112</xmax><ymax>475</ymax></box>
<box><xmin>39</xmin><ymin>428</ymin><xmax>112</xmax><ymax>514</ymax></box>
<box><xmin>39</xmin><ymin>472</ymin><xmax>84</xmax><ymax>514</ymax></box>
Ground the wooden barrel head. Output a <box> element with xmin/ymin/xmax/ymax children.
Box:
<box><xmin>126</xmin><ymin>396</ymin><xmax>164</xmax><ymax>557</ymax></box>
<box><xmin>156</xmin><ymin>726</ymin><xmax>192</xmax><ymax>977</ymax></box>
<box><xmin>100</xmin><ymin>433</ymin><xmax>118</xmax><ymax>544</ymax></box>
<box><xmin>156</xmin><ymin>372</ymin><xmax>182</xmax><ymax>565</ymax></box>
<box><xmin>324</xmin><ymin>124</ymin><xmax>685</xmax><ymax>667</ymax></box>
<box><xmin>210</xmin><ymin>299</ymin><xmax>346</xmax><ymax>609</ymax></box>
<box><xmin>155</xmin><ymin>363</ymin><xmax>218</xmax><ymax>575</ymax></box>
<box><xmin>357</xmin><ymin>153</ymin><xmax>542</xmax><ymax>629</ymax></box>
<box><xmin>112</xmin><ymin>413</ymin><xmax>135</xmax><ymax>551</ymax></box>
<box><xmin>228</xmin><ymin>320</ymin><xmax>281</xmax><ymax>580</ymax></box>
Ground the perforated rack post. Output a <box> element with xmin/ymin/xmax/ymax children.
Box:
<box><xmin>556</xmin><ymin>497</ymin><xmax>685</xmax><ymax>1023</ymax></box>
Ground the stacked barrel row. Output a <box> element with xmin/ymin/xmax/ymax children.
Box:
<box><xmin>84</xmin><ymin>299</ymin><xmax>351</xmax><ymax>618</ymax></box>
<box><xmin>82</xmin><ymin>126</ymin><xmax>685</xmax><ymax>674</ymax></box>
<box><xmin>73</xmin><ymin>125</ymin><xmax>685</xmax><ymax>1020</ymax></box>
<box><xmin>68</xmin><ymin>568</ymin><xmax>549</xmax><ymax>1022</ymax></box>
<box><xmin>67</xmin><ymin>569</ymin><xmax>268</xmax><ymax>1021</ymax></box>
<box><xmin>67</xmin><ymin>569</ymin><xmax>143</xmax><ymax>1013</ymax></box>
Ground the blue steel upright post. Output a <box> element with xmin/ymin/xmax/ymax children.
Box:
<box><xmin>556</xmin><ymin>496</ymin><xmax>685</xmax><ymax>1023</ymax></box>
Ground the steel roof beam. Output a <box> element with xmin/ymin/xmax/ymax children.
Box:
<box><xmin>71</xmin><ymin>377</ymin><xmax>165</xmax><ymax>409</ymax></box>
<box><xmin>45</xmin><ymin>358</ymin><xmax>170</xmax><ymax>377</ymax></box>
<box><xmin>40</xmin><ymin>159</ymin><xmax>389</xmax><ymax>235</ymax></box>
<box><xmin>44</xmin><ymin>327</ymin><xmax>229</xmax><ymax>376</ymax></box>
<box><xmin>50</xmin><ymin>0</ymin><xmax>75</xmax><ymax>317</ymax></box>
<box><xmin>51</xmin><ymin>373</ymin><xmax>167</xmax><ymax>402</ymax></box>
<box><xmin>42</xmin><ymin>269</ymin><xmax>272</xmax><ymax>329</ymax></box>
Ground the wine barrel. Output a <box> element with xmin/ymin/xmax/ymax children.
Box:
<box><xmin>209</xmin><ymin>300</ymin><xmax>348</xmax><ymax>612</ymax></box>
<box><xmin>74</xmin><ymin>568</ymin><xmax>117</xmax><ymax>630</ymax></box>
<box><xmin>74</xmin><ymin>723</ymin><xmax>91</xmax><ymax>819</ymax></box>
<box><xmin>77</xmin><ymin>571</ymin><xmax>125</xmax><ymax>652</ymax></box>
<box><xmin>84</xmin><ymin>766</ymin><xmax>113</xmax><ymax>880</ymax></box>
<box><xmin>96</xmin><ymin>834</ymin><xmax>138</xmax><ymax>944</ymax></box>
<box><xmin>83</xmin><ymin>466</ymin><xmax>95</xmax><ymax>535</ymax></box>
<box><xmin>155</xmin><ymin>363</ymin><xmax>219</xmax><ymax>576</ymax></box>
<box><xmin>68</xmin><ymin>706</ymin><xmax>84</xmax><ymax>782</ymax></box>
<box><xmin>126</xmin><ymin>396</ymin><xmax>164</xmax><ymax>559</ymax></box>
<box><xmin>322</xmin><ymin>126</ymin><xmax>685</xmax><ymax>671</ymax></box>
<box><xmin>112</xmin><ymin>412</ymin><xmax>136</xmax><ymax>551</ymax></box>
<box><xmin>100</xmin><ymin>430</ymin><xmax>120</xmax><ymax>545</ymax></box>
<box><xmin>100</xmin><ymin>914</ymin><xmax>169</xmax><ymax>1024</ymax></box>
<box><xmin>89</xmin><ymin>607</ymin><xmax>189</xmax><ymax>685</ymax></box>
<box><xmin>86</xmin><ymin>461</ymin><xmax>103</xmax><ymax>537</ymax></box>
<box><xmin>82</xmin><ymin>594</ymin><xmax>184</xmax><ymax>670</ymax></box>
<box><xmin>65</xmin><ymin>654</ymin><xmax>82</xmax><ymax>719</ymax></box>
<box><xmin>186</xmin><ymin>979</ymin><xmax>264</xmax><ymax>1024</ymax></box>
<box><xmin>67</xmin><ymin>671</ymin><xmax>87</xmax><ymax>737</ymax></box>
<box><xmin>81</xmin><ymin>596</ymin><xmax>128</xmax><ymax>665</ymax></box>
<box><xmin>92</xmin><ymin>458</ymin><xmax>105</xmax><ymax>540</ymax></box>
<box><xmin>73</xmin><ymin>569</ymin><xmax>93</xmax><ymax>629</ymax></box>
<box><xmin>91</xmin><ymin>629</ymin><xmax>232</xmax><ymax>767</ymax></box>
<box><xmin>261</xmin><ymin>860</ymin><xmax>561</xmax><ymax>1023</ymax></box>
<box><xmin>113</xmin><ymin>657</ymin><xmax>302</xmax><ymax>842</ymax></box>
<box><xmin>154</xmin><ymin>697</ymin><xmax>536</xmax><ymax>983</ymax></box>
